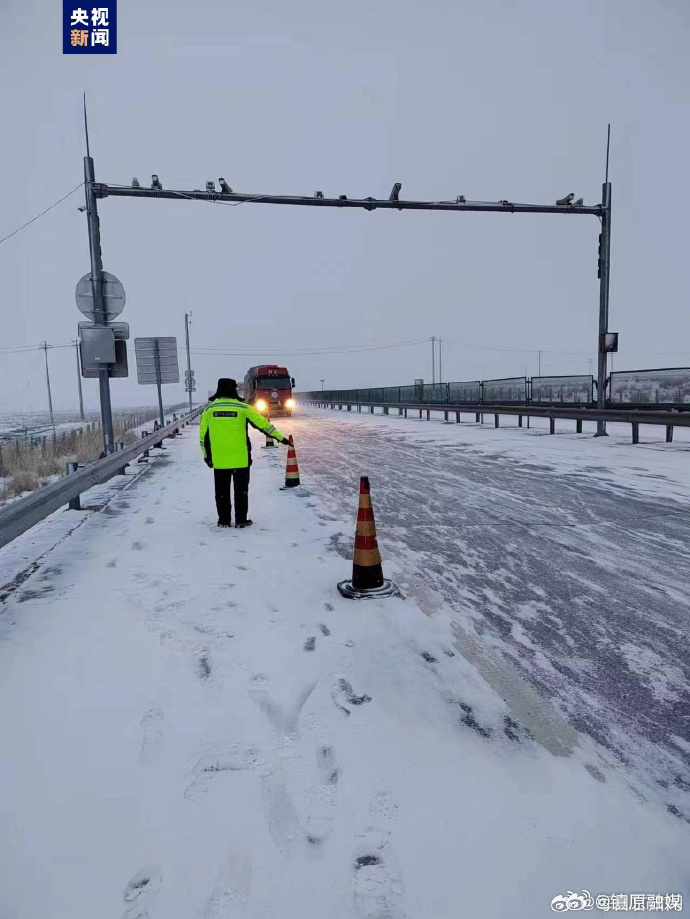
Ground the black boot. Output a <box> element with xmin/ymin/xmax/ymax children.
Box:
<box><xmin>235</xmin><ymin>519</ymin><xmax>253</xmax><ymax>529</ymax></box>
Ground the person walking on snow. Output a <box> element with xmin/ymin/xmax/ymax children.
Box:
<box><xmin>200</xmin><ymin>378</ymin><xmax>290</xmax><ymax>528</ymax></box>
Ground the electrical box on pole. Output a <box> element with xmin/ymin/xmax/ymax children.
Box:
<box><xmin>604</xmin><ymin>332</ymin><xmax>618</xmax><ymax>352</ymax></box>
<box><xmin>78</xmin><ymin>321</ymin><xmax>129</xmax><ymax>378</ymax></box>
<box><xmin>80</xmin><ymin>327</ymin><xmax>116</xmax><ymax>366</ymax></box>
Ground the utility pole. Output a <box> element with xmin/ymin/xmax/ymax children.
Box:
<box><xmin>41</xmin><ymin>342</ymin><xmax>56</xmax><ymax>439</ymax></box>
<box><xmin>431</xmin><ymin>336</ymin><xmax>436</xmax><ymax>385</ymax></box>
<box><xmin>596</xmin><ymin>125</ymin><xmax>613</xmax><ymax>436</ymax></box>
<box><xmin>320</xmin><ymin>379</ymin><xmax>325</xmax><ymax>391</ymax></box>
<box><xmin>83</xmin><ymin>97</ymin><xmax>115</xmax><ymax>454</ymax></box>
<box><xmin>538</xmin><ymin>350</ymin><xmax>542</xmax><ymax>378</ymax></box>
<box><xmin>438</xmin><ymin>337</ymin><xmax>443</xmax><ymax>384</ymax></box>
<box><xmin>73</xmin><ymin>340</ymin><xmax>85</xmax><ymax>421</ymax></box>
<box><xmin>184</xmin><ymin>311</ymin><xmax>193</xmax><ymax>413</ymax></box>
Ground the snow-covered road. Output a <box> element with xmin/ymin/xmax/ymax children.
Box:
<box><xmin>295</xmin><ymin>409</ymin><xmax>690</xmax><ymax>817</ymax></box>
<box><xmin>0</xmin><ymin>414</ymin><xmax>688</xmax><ymax>918</ymax></box>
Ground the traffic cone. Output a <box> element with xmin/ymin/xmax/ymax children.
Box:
<box><xmin>262</xmin><ymin>414</ymin><xmax>277</xmax><ymax>448</ymax></box>
<box><xmin>282</xmin><ymin>435</ymin><xmax>300</xmax><ymax>488</ymax></box>
<box><xmin>337</xmin><ymin>476</ymin><xmax>401</xmax><ymax>599</ymax></box>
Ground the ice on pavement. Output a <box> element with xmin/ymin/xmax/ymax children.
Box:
<box><xmin>0</xmin><ymin>412</ymin><xmax>688</xmax><ymax>919</ymax></box>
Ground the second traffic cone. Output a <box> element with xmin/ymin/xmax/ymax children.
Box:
<box><xmin>262</xmin><ymin>414</ymin><xmax>277</xmax><ymax>448</ymax></box>
<box><xmin>337</xmin><ymin>476</ymin><xmax>401</xmax><ymax>599</ymax></box>
<box><xmin>283</xmin><ymin>435</ymin><xmax>300</xmax><ymax>487</ymax></box>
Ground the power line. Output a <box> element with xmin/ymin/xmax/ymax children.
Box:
<box><xmin>0</xmin><ymin>342</ymin><xmax>73</xmax><ymax>355</ymax></box>
<box><xmin>443</xmin><ymin>336</ymin><xmax>592</xmax><ymax>357</ymax></box>
<box><xmin>190</xmin><ymin>338</ymin><xmax>428</xmax><ymax>356</ymax></box>
<box><xmin>0</xmin><ymin>182</ymin><xmax>85</xmax><ymax>247</ymax></box>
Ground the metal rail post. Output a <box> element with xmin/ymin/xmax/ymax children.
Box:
<box><xmin>66</xmin><ymin>462</ymin><xmax>81</xmax><ymax>510</ymax></box>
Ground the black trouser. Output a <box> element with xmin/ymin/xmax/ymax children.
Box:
<box><xmin>213</xmin><ymin>467</ymin><xmax>250</xmax><ymax>524</ymax></box>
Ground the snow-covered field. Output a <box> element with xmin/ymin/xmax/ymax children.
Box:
<box><xmin>0</xmin><ymin>410</ymin><xmax>688</xmax><ymax>918</ymax></box>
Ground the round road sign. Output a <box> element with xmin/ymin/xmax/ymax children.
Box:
<box><xmin>75</xmin><ymin>271</ymin><xmax>126</xmax><ymax>321</ymax></box>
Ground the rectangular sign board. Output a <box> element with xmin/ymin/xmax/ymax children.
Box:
<box><xmin>134</xmin><ymin>337</ymin><xmax>180</xmax><ymax>385</ymax></box>
<box><xmin>80</xmin><ymin>339</ymin><xmax>129</xmax><ymax>378</ymax></box>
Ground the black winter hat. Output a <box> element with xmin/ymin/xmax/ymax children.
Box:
<box><xmin>210</xmin><ymin>378</ymin><xmax>240</xmax><ymax>400</ymax></box>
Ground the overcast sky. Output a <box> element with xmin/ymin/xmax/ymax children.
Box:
<box><xmin>0</xmin><ymin>0</ymin><xmax>687</xmax><ymax>414</ymax></box>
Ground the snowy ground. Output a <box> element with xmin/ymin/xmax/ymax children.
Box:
<box><xmin>296</xmin><ymin>409</ymin><xmax>690</xmax><ymax>815</ymax></box>
<box><xmin>0</xmin><ymin>412</ymin><xmax>688</xmax><ymax>918</ymax></box>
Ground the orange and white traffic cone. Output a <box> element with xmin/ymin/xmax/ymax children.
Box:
<box><xmin>337</xmin><ymin>476</ymin><xmax>401</xmax><ymax>599</ymax></box>
<box><xmin>282</xmin><ymin>435</ymin><xmax>300</xmax><ymax>488</ymax></box>
<box><xmin>262</xmin><ymin>414</ymin><xmax>277</xmax><ymax>448</ymax></box>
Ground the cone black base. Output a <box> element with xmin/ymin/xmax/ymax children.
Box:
<box><xmin>352</xmin><ymin>562</ymin><xmax>385</xmax><ymax>591</ymax></box>
<box><xmin>337</xmin><ymin>578</ymin><xmax>402</xmax><ymax>600</ymax></box>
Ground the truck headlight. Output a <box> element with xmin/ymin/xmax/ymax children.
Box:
<box><xmin>285</xmin><ymin>398</ymin><xmax>295</xmax><ymax>408</ymax></box>
<box><xmin>256</xmin><ymin>399</ymin><xmax>267</xmax><ymax>412</ymax></box>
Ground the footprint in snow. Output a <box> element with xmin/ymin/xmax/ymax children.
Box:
<box><xmin>145</xmin><ymin>517</ymin><xmax>154</xmax><ymax>525</ymax></box>
<box><xmin>131</xmin><ymin>541</ymin><xmax>144</xmax><ymax>552</ymax></box>
<box><xmin>305</xmin><ymin>744</ymin><xmax>342</xmax><ymax>847</ymax></box>
<box><xmin>250</xmin><ymin>678</ymin><xmax>318</xmax><ymax>736</ymax></box>
<box><xmin>200</xmin><ymin>849</ymin><xmax>252</xmax><ymax>918</ymax></box>
<box><xmin>122</xmin><ymin>865</ymin><xmax>162</xmax><ymax>919</ymax></box>
<box><xmin>323</xmin><ymin>602</ymin><xmax>335</xmax><ymax>613</ymax></box>
<box><xmin>184</xmin><ymin>745</ymin><xmax>264</xmax><ymax>801</ymax></box>
<box><xmin>457</xmin><ymin>702</ymin><xmax>492</xmax><ymax>739</ymax></box>
<box><xmin>139</xmin><ymin>707</ymin><xmax>164</xmax><ymax>765</ymax></box>
<box><xmin>304</xmin><ymin>636</ymin><xmax>316</xmax><ymax>652</ymax></box>
<box><xmin>260</xmin><ymin>765</ymin><xmax>302</xmax><ymax>855</ymax></box>
<box><xmin>585</xmin><ymin>763</ymin><xmax>606</xmax><ymax>783</ymax></box>
<box><xmin>502</xmin><ymin>715</ymin><xmax>533</xmax><ymax>743</ymax></box>
<box><xmin>332</xmin><ymin>678</ymin><xmax>371</xmax><ymax>716</ymax></box>
<box><xmin>353</xmin><ymin>792</ymin><xmax>403</xmax><ymax>918</ymax></box>
<box><xmin>106</xmin><ymin>558</ymin><xmax>118</xmax><ymax>568</ymax></box>
<box><xmin>198</xmin><ymin>653</ymin><xmax>212</xmax><ymax>681</ymax></box>
<box><xmin>319</xmin><ymin>624</ymin><xmax>331</xmax><ymax>636</ymax></box>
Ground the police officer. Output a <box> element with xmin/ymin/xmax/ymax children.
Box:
<box><xmin>200</xmin><ymin>378</ymin><xmax>290</xmax><ymax>528</ymax></box>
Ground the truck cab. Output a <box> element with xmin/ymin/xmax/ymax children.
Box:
<box><xmin>243</xmin><ymin>365</ymin><xmax>295</xmax><ymax>417</ymax></box>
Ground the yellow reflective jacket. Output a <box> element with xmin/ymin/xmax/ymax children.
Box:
<box><xmin>200</xmin><ymin>399</ymin><xmax>286</xmax><ymax>469</ymax></box>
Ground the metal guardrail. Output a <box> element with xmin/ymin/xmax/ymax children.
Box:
<box><xmin>299</xmin><ymin>367</ymin><xmax>690</xmax><ymax>410</ymax></box>
<box><xmin>300</xmin><ymin>399</ymin><xmax>688</xmax><ymax>444</ymax></box>
<box><xmin>0</xmin><ymin>406</ymin><xmax>204</xmax><ymax>552</ymax></box>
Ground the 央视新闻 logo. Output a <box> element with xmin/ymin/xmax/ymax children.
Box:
<box><xmin>63</xmin><ymin>2</ymin><xmax>117</xmax><ymax>54</ymax></box>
